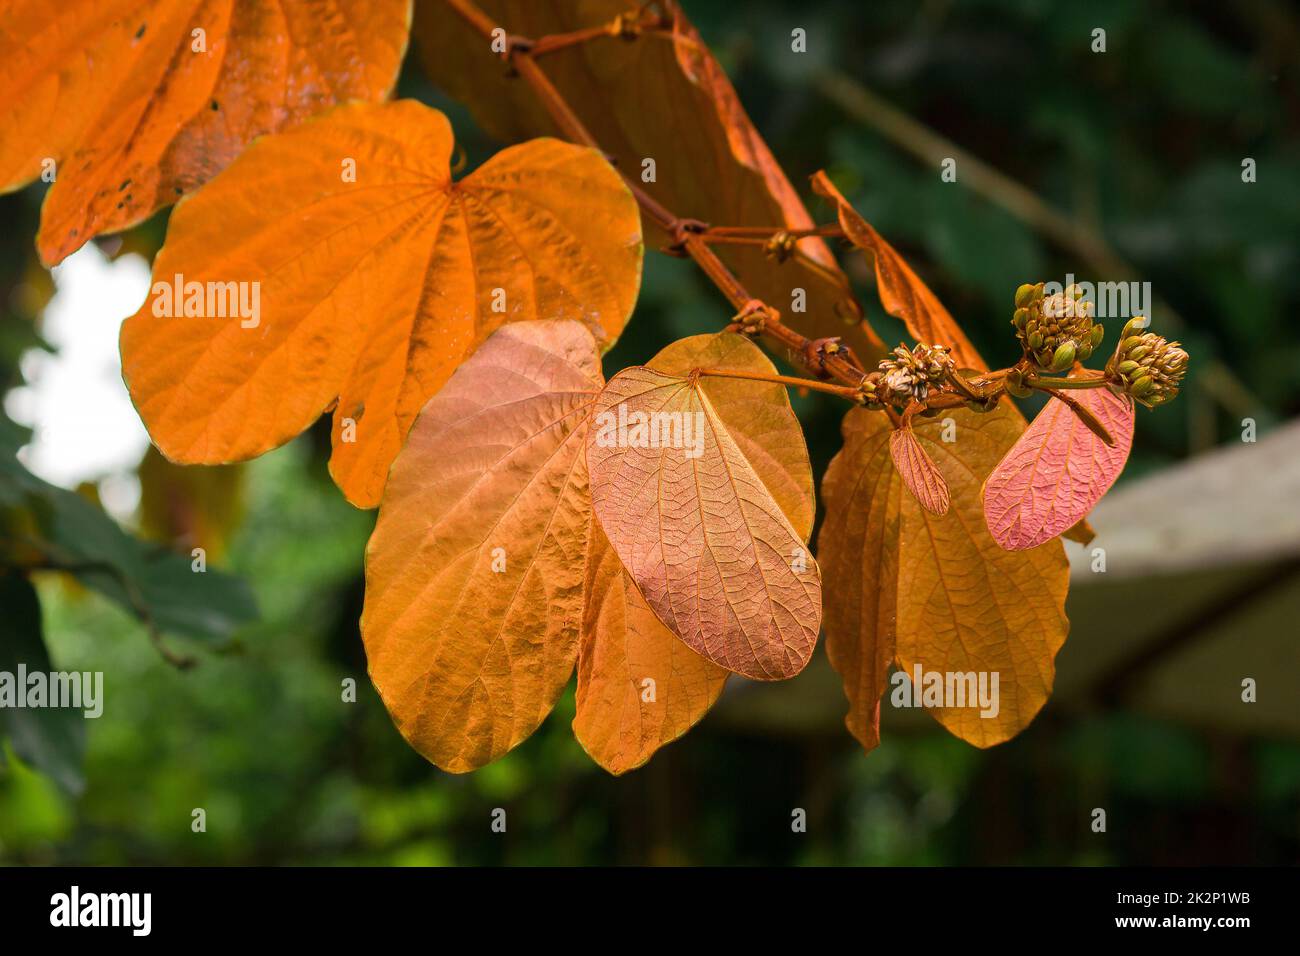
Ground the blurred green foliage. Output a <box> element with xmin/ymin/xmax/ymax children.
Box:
<box><xmin>1</xmin><ymin>0</ymin><xmax>1298</xmax><ymax>864</ymax></box>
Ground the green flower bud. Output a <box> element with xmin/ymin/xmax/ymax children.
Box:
<box><xmin>1105</xmin><ymin>320</ymin><xmax>1189</xmax><ymax>407</ymax></box>
<box><xmin>1120</xmin><ymin>318</ymin><xmax>1147</xmax><ymax>340</ymax></box>
<box><xmin>1050</xmin><ymin>341</ymin><xmax>1077</xmax><ymax>371</ymax></box>
<box><xmin>1012</xmin><ymin>280</ymin><xmax>1098</xmax><ymax>371</ymax></box>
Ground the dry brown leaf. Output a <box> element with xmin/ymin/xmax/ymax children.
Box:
<box><xmin>587</xmin><ymin>339</ymin><xmax>821</xmax><ymax>680</ymax></box>
<box><xmin>361</xmin><ymin>320</ymin><xmax>601</xmax><ymax>772</ymax></box>
<box><xmin>120</xmin><ymin>100</ymin><xmax>642</xmax><ymax>508</ymax></box>
<box><xmin>414</xmin><ymin>0</ymin><xmax>879</xmax><ymax>359</ymax></box>
<box><xmin>818</xmin><ymin>405</ymin><xmax>1070</xmax><ymax>750</ymax></box>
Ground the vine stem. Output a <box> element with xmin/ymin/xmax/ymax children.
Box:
<box><xmin>698</xmin><ymin>224</ymin><xmax>844</xmax><ymax>241</ymax></box>
<box><xmin>440</xmin><ymin>0</ymin><xmax>1120</xmax><ymax>421</ymax></box>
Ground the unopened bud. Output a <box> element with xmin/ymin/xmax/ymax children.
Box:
<box><xmin>1105</xmin><ymin>320</ymin><xmax>1188</xmax><ymax>407</ymax></box>
<box><xmin>1050</xmin><ymin>341</ymin><xmax>1076</xmax><ymax>371</ymax></box>
<box><xmin>1013</xmin><ymin>279</ymin><xmax>1098</xmax><ymax>372</ymax></box>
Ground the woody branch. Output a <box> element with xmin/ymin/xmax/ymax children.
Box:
<box><xmin>441</xmin><ymin>0</ymin><xmax>1121</xmax><ymax>423</ymax></box>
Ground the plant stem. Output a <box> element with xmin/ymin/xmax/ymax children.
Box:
<box><xmin>1028</xmin><ymin>373</ymin><xmax>1108</xmax><ymax>390</ymax></box>
<box><xmin>700</xmin><ymin>224</ymin><xmax>844</xmax><ymax>240</ymax></box>
<box><xmin>442</xmin><ymin>0</ymin><xmax>876</xmax><ymax>392</ymax></box>
<box><xmin>694</xmin><ymin>366</ymin><xmax>865</xmax><ymax>402</ymax></box>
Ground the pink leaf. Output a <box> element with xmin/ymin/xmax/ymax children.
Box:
<box><xmin>890</xmin><ymin>427</ymin><xmax>950</xmax><ymax>516</ymax></box>
<box><xmin>983</xmin><ymin>388</ymin><xmax>1135</xmax><ymax>551</ymax></box>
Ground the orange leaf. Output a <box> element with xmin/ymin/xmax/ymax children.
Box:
<box><xmin>1062</xmin><ymin>518</ymin><xmax>1096</xmax><ymax>546</ymax></box>
<box><xmin>897</xmin><ymin>407</ymin><xmax>1069</xmax><ymax>746</ymax></box>
<box><xmin>414</xmin><ymin>0</ymin><xmax>880</xmax><ymax>359</ymax></box>
<box><xmin>811</xmin><ymin>170</ymin><xmax>984</xmax><ymax>370</ymax></box>
<box><xmin>890</xmin><ymin>426</ymin><xmax>950</xmax><ymax>515</ymax></box>
<box><xmin>0</xmin><ymin>0</ymin><xmax>410</xmax><ymax>266</ymax></box>
<box><xmin>120</xmin><ymin>100</ymin><xmax>643</xmax><ymax>508</ymax></box>
<box><xmin>361</xmin><ymin>320</ymin><xmax>601</xmax><ymax>773</ymax></box>
<box><xmin>816</xmin><ymin>412</ymin><xmax>901</xmax><ymax>752</ymax></box>
<box><xmin>819</xmin><ymin>405</ymin><xmax>1069</xmax><ymax>749</ymax></box>
<box><xmin>364</xmin><ymin>323</ymin><xmax>747</xmax><ymax>773</ymax></box>
<box><xmin>574</xmin><ymin>524</ymin><xmax>728</xmax><ymax>775</ymax></box>
<box><xmin>983</xmin><ymin>387</ymin><xmax>1135</xmax><ymax>551</ymax></box>
<box><xmin>587</xmin><ymin>336</ymin><xmax>821</xmax><ymax>680</ymax></box>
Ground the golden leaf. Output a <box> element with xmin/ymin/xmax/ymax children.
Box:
<box><xmin>811</xmin><ymin>170</ymin><xmax>984</xmax><ymax>370</ymax></box>
<box><xmin>120</xmin><ymin>100</ymin><xmax>643</xmax><ymax>508</ymax></box>
<box><xmin>819</xmin><ymin>405</ymin><xmax>1069</xmax><ymax>749</ymax></box>
<box><xmin>0</xmin><ymin>0</ymin><xmax>410</xmax><ymax>265</ymax></box>
<box><xmin>361</xmin><ymin>320</ymin><xmax>601</xmax><ymax>773</ymax></box>
<box><xmin>817</xmin><ymin>411</ymin><xmax>901</xmax><ymax>752</ymax></box>
<box><xmin>574</xmin><ymin>525</ymin><xmax>728</xmax><ymax>774</ymax></box>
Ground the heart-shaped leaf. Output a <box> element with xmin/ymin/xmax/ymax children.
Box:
<box><xmin>983</xmin><ymin>387</ymin><xmax>1136</xmax><ymax>551</ymax></box>
<box><xmin>819</xmin><ymin>404</ymin><xmax>1069</xmax><ymax>749</ymax></box>
<box><xmin>587</xmin><ymin>339</ymin><xmax>821</xmax><ymax>680</ymax></box>
<box><xmin>361</xmin><ymin>320</ymin><xmax>601</xmax><ymax>773</ymax></box>
<box><xmin>120</xmin><ymin>100</ymin><xmax>643</xmax><ymax>508</ymax></box>
<box><xmin>645</xmin><ymin>334</ymin><xmax>815</xmax><ymax>541</ymax></box>
<box><xmin>0</xmin><ymin>0</ymin><xmax>410</xmax><ymax>265</ymax></box>
<box><xmin>364</xmin><ymin>323</ymin><xmax>753</xmax><ymax>774</ymax></box>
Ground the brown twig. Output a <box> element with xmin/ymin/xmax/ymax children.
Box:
<box><xmin>441</xmin><ymin>0</ymin><xmax>1142</xmax><ymax>422</ymax></box>
<box><xmin>443</xmin><ymin>0</ymin><xmax>875</xmax><ymax>393</ymax></box>
<box><xmin>693</xmin><ymin>366</ymin><xmax>866</xmax><ymax>402</ymax></box>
